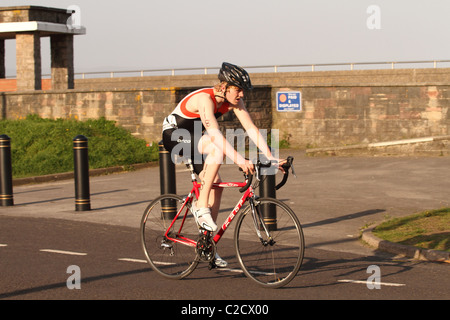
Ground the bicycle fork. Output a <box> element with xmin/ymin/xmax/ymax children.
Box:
<box><xmin>249</xmin><ymin>198</ymin><xmax>276</xmax><ymax>246</ymax></box>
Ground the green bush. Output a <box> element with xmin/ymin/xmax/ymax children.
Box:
<box><xmin>0</xmin><ymin>115</ymin><xmax>158</xmax><ymax>178</ymax></box>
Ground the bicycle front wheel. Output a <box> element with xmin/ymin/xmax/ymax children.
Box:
<box><xmin>140</xmin><ymin>194</ymin><xmax>199</xmax><ymax>280</ymax></box>
<box><xmin>234</xmin><ymin>198</ymin><xmax>305</xmax><ymax>288</ymax></box>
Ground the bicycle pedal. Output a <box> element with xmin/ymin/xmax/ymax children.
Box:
<box><xmin>208</xmin><ymin>260</ymin><xmax>217</xmax><ymax>270</ymax></box>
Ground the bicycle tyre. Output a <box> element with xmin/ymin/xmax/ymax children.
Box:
<box><xmin>140</xmin><ymin>194</ymin><xmax>199</xmax><ymax>280</ymax></box>
<box><xmin>234</xmin><ymin>197</ymin><xmax>305</xmax><ymax>288</ymax></box>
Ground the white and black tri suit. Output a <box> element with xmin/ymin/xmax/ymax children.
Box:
<box><xmin>162</xmin><ymin>88</ymin><xmax>230</xmax><ymax>174</ymax></box>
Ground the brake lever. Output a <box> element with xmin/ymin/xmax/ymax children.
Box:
<box><xmin>255</xmin><ymin>161</ymin><xmax>261</xmax><ymax>181</ymax></box>
<box><xmin>291</xmin><ymin>163</ymin><xmax>297</xmax><ymax>178</ymax></box>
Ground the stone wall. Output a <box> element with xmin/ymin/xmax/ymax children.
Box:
<box><xmin>272</xmin><ymin>85</ymin><xmax>450</xmax><ymax>148</ymax></box>
<box><xmin>0</xmin><ymin>5</ymin><xmax>70</xmax><ymax>23</ymax></box>
<box><xmin>1</xmin><ymin>68</ymin><xmax>449</xmax><ymax>148</ymax></box>
<box><xmin>265</xmin><ymin>69</ymin><xmax>450</xmax><ymax>147</ymax></box>
<box><xmin>0</xmin><ymin>86</ymin><xmax>272</xmax><ymax>144</ymax></box>
<box><xmin>15</xmin><ymin>32</ymin><xmax>41</xmax><ymax>90</ymax></box>
<box><xmin>1</xmin><ymin>88</ymin><xmax>176</xmax><ymax>142</ymax></box>
<box><xmin>0</xmin><ymin>6</ymin><xmax>79</xmax><ymax>91</ymax></box>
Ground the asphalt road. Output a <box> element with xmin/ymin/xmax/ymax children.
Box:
<box><xmin>0</xmin><ymin>214</ymin><xmax>448</xmax><ymax>301</ymax></box>
<box><xmin>0</xmin><ymin>151</ymin><xmax>449</xmax><ymax>304</ymax></box>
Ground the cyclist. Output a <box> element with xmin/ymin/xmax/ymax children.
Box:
<box><xmin>162</xmin><ymin>62</ymin><xmax>283</xmax><ymax>267</ymax></box>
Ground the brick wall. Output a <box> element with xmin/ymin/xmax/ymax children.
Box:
<box><xmin>0</xmin><ymin>79</ymin><xmax>51</xmax><ymax>91</ymax></box>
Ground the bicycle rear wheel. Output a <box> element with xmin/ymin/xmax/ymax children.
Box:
<box><xmin>140</xmin><ymin>194</ymin><xmax>199</xmax><ymax>279</ymax></box>
<box><xmin>234</xmin><ymin>197</ymin><xmax>304</xmax><ymax>288</ymax></box>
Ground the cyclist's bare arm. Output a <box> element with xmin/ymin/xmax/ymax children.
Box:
<box><xmin>233</xmin><ymin>101</ymin><xmax>287</xmax><ymax>171</ymax></box>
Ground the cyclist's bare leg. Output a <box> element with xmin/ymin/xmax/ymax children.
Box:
<box><xmin>197</xmin><ymin>134</ymin><xmax>224</xmax><ymax>216</ymax></box>
<box><xmin>197</xmin><ymin>135</ymin><xmax>228</xmax><ymax>266</ymax></box>
<box><xmin>197</xmin><ymin>162</ymin><xmax>220</xmax><ymax>210</ymax></box>
<box><xmin>199</xmin><ymin>166</ymin><xmax>223</xmax><ymax>221</ymax></box>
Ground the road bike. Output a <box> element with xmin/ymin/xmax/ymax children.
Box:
<box><xmin>140</xmin><ymin>156</ymin><xmax>304</xmax><ymax>288</ymax></box>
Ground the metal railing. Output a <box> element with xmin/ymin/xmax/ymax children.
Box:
<box><xmin>12</xmin><ymin>59</ymin><xmax>450</xmax><ymax>80</ymax></box>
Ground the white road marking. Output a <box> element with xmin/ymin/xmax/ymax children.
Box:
<box><xmin>0</xmin><ymin>244</ymin><xmax>7</xmax><ymax>247</ymax></box>
<box><xmin>118</xmin><ymin>258</ymin><xmax>147</xmax><ymax>264</ymax></box>
<box><xmin>218</xmin><ymin>268</ymin><xmax>275</xmax><ymax>276</ymax></box>
<box><xmin>119</xmin><ymin>259</ymin><xmax>275</xmax><ymax>275</ymax></box>
<box><xmin>218</xmin><ymin>268</ymin><xmax>243</xmax><ymax>274</ymax></box>
<box><xmin>118</xmin><ymin>258</ymin><xmax>176</xmax><ymax>266</ymax></box>
<box><xmin>338</xmin><ymin>279</ymin><xmax>406</xmax><ymax>287</ymax></box>
<box><xmin>40</xmin><ymin>249</ymin><xmax>87</xmax><ymax>256</ymax></box>
<box><xmin>153</xmin><ymin>261</ymin><xmax>176</xmax><ymax>266</ymax></box>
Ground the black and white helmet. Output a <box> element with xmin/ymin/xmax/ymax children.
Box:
<box><xmin>218</xmin><ymin>62</ymin><xmax>253</xmax><ymax>90</ymax></box>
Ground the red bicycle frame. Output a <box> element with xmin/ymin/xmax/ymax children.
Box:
<box><xmin>163</xmin><ymin>179</ymin><xmax>254</xmax><ymax>247</ymax></box>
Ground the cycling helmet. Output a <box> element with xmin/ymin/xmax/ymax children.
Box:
<box><xmin>218</xmin><ymin>62</ymin><xmax>253</xmax><ymax>90</ymax></box>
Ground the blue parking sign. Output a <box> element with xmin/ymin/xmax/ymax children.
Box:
<box><xmin>276</xmin><ymin>91</ymin><xmax>301</xmax><ymax>112</ymax></box>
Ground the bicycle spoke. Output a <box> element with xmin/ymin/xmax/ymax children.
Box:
<box><xmin>140</xmin><ymin>194</ymin><xmax>199</xmax><ymax>279</ymax></box>
<box><xmin>234</xmin><ymin>198</ymin><xmax>304</xmax><ymax>288</ymax></box>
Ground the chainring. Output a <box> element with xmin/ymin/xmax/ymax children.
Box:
<box><xmin>196</xmin><ymin>232</ymin><xmax>216</xmax><ymax>262</ymax></box>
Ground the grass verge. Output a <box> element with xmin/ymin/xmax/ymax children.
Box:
<box><xmin>0</xmin><ymin>115</ymin><xmax>159</xmax><ymax>178</ymax></box>
<box><xmin>373</xmin><ymin>208</ymin><xmax>450</xmax><ymax>252</ymax></box>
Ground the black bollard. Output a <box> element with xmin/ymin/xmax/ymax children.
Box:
<box><xmin>73</xmin><ymin>135</ymin><xmax>90</xmax><ymax>211</ymax></box>
<box><xmin>258</xmin><ymin>152</ymin><xmax>277</xmax><ymax>231</ymax></box>
<box><xmin>159</xmin><ymin>140</ymin><xmax>176</xmax><ymax>219</ymax></box>
<box><xmin>0</xmin><ymin>134</ymin><xmax>13</xmax><ymax>206</ymax></box>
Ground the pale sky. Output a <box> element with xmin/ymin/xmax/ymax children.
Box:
<box><xmin>2</xmin><ymin>0</ymin><xmax>450</xmax><ymax>76</ymax></box>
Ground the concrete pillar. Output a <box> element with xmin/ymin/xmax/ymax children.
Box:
<box><xmin>16</xmin><ymin>32</ymin><xmax>41</xmax><ymax>91</ymax></box>
<box><xmin>0</xmin><ymin>39</ymin><xmax>5</xmax><ymax>79</ymax></box>
<box><xmin>51</xmin><ymin>34</ymin><xmax>74</xmax><ymax>90</ymax></box>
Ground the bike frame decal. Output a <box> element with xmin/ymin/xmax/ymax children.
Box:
<box><xmin>162</xmin><ymin>182</ymin><xmax>253</xmax><ymax>247</ymax></box>
<box><xmin>213</xmin><ymin>187</ymin><xmax>253</xmax><ymax>243</ymax></box>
